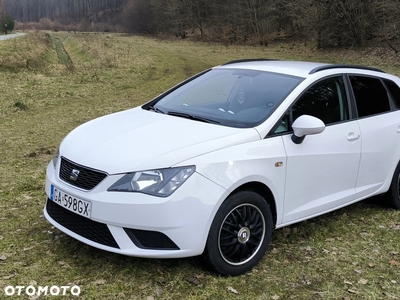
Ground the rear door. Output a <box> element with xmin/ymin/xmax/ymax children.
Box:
<box><xmin>348</xmin><ymin>75</ymin><xmax>400</xmax><ymax>198</ymax></box>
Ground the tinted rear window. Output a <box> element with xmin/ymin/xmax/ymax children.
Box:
<box><xmin>349</xmin><ymin>76</ymin><xmax>390</xmax><ymax>117</ymax></box>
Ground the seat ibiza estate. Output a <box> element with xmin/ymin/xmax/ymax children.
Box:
<box><xmin>44</xmin><ymin>60</ymin><xmax>400</xmax><ymax>276</ymax></box>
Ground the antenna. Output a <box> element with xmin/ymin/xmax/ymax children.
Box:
<box><xmin>342</xmin><ymin>41</ymin><xmax>355</xmax><ymax>64</ymax></box>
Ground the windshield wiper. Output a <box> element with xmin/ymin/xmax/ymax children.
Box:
<box><xmin>147</xmin><ymin>106</ymin><xmax>165</xmax><ymax>114</ymax></box>
<box><xmin>167</xmin><ymin>111</ymin><xmax>221</xmax><ymax>124</ymax></box>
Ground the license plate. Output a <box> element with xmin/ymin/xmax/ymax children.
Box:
<box><xmin>50</xmin><ymin>185</ymin><xmax>91</xmax><ymax>218</ymax></box>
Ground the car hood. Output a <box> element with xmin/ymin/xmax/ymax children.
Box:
<box><xmin>60</xmin><ymin>107</ymin><xmax>261</xmax><ymax>174</ymax></box>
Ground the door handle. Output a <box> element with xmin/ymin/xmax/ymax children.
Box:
<box><xmin>347</xmin><ymin>133</ymin><xmax>360</xmax><ymax>141</ymax></box>
<box><xmin>397</xmin><ymin>126</ymin><xmax>400</xmax><ymax>133</ymax></box>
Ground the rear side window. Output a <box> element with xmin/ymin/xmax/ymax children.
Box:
<box><xmin>349</xmin><ymin>76</ymin><xmax>390</xmax><ymax>117</ymax></box>
<box><xmin>383</xmin><ymin>79</ymin><xmax>400</xmax><ymax>109</ymax></box>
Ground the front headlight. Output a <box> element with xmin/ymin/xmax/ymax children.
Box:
<box><xmin>108</xmin><ymin>166</ymin><xmax>195</xmax><ymax>197</ymax></box>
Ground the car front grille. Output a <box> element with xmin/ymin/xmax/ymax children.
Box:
<box><xmin>59</xmin><ymin>157</ymin><xmax>107</xmax><ymax>190</ymax></box>
<box><xmin>46</xmin><ymin>199</ymin><xmax>119</xmax><ymax>249</ymax></box>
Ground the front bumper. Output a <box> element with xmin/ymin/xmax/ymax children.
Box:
<box><xmin>44</xmin><ymin>161</ymin><xmax>227</xmax><ymax>258</ymax></box>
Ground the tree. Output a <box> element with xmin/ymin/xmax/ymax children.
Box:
<box><xmin>5</xmin><ymin>0</ymin><xmax>127</xmax><ymax>23</ymax></box>
<box><xmin>372</xmin><ymin>0</ymin><xmax>400</xmax><ymax>53</ymax></box>
<box><xmin>282</xmin><ymin>0</ymin><xmax>373</xmax><ymax>48</ymax></box>
<box><xmin>329</xmin><ymin>0</ymin><xmax>372</xmax><ymax>47</ymax></box>
<box><xmin>122</xmin><ymin>0</ymin><xmax>154</xmax><ymax>33</ymax></box>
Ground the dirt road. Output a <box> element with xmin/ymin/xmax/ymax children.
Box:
<box><xmin>0</xmin><ymin>33</ymin><xmax>27</xmax><ymax>41</ymax></box>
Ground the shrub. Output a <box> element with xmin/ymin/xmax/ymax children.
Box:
<box><xmin>1</xmin><ymin>14</ymin><xmax>15</xmax><ymax>32</ymax></box>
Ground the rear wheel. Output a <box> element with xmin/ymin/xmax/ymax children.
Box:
<box><xmin>386</xmin><ymin>162</ymin><xmax>400</xmax><ymax>209</ymax></box>
<box><xmin>204</xmin><ymin>191</ymin><xmax>273</xmax><ymax>276</ymax></box>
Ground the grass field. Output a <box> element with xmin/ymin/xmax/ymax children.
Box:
<box><xmin>0</xmin><ymin>32</ymin><xmax>399</xmax><ymax>299</ymax></box>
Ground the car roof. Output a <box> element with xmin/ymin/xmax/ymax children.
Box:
<box><xmin>217</xmin><ymin>59</ymin><xmax>384</xmax><ymax>78</ymax></box>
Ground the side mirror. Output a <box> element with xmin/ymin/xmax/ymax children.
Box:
<box><xmin>291</xmin><ymin>115</ymin><xmax>325</xmax><ymax>144</ymax></box>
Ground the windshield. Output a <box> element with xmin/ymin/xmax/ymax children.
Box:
<box><xmin>145</xmin><ymin>68</ymin><xmax>303</xmax><ymax>128</ymax></box>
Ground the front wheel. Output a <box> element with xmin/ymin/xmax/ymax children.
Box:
<box><xmin>204</xmin><ymin>191</ymin><xmax>273</xmax><ymax>276</ymax></box>
<box><xmin>386</xmin><ymin>162</ymin><xmax>400</xmax><ymax>209</ymax></box>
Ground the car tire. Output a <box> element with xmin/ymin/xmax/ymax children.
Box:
<box><xmin>386</xmin><ymin>162</ymin><xmax>400</xmax><ymax>209</ymax></box>
<box><xmin>204</xmin><ymin>190</ymin><xmax>273</xmax><ymax>276</ymax></box>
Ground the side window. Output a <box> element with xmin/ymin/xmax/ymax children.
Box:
<box><xmin>274</xmin><ymin>113</ymin><xmax>289</xmax><ymax>134</ymax></box>
<box><xmin>292</xmin><ymin>76</ymin><xmax>349</xmax><ymax>125</ymax></box>
<box><xmin>272</xmin><ymin>76</ymin><xmax>348</xmax><ymax>135</ymax></box>
<box><xmin>349</xmin><ymin>76</ymin><xmax>390</xmax><ymax>117</ymax></box>
<box><xmin>383</xmin><ymin>79</ymin><xmax>400</xmax><ymax>109</ymax></box>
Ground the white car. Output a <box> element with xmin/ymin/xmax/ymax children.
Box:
<box><xmin>44</xmin><ymin>60</ymin><xmax>400</xmax><ymax>276</ymax></box>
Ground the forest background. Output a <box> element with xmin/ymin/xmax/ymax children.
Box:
<box><xmin>3</xmin><ymin>0</ymin><xmax>400</xmax><ymax>52</ymax></box>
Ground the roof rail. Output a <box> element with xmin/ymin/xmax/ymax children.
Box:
<box><xmin>222</xmin><ymin>58</ymin><xmax>278</xmax><ymax>65</ymax></box>
<box><xmin>309</xmin><ymin>64</ymin><xmax>384</xmax><ymax>74</ymax></box>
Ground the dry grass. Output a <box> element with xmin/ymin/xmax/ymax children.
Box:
<box><xmin>0</xmin><ymin>32</ymin><xmax>399</xmax><ymax>299</ymax></box>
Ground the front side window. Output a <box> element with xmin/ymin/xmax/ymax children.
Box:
<box><xmin>272</xmin><ymin>76</ymin><xmax>349</xmax><ymax>135</ymax></box>
<box><xmin>147</xmin><ymin>68</ymin><xmax>303</xmax><ymax>128</ymax></box>
<box><xmin>349</xmin><ymin>76</ymin><xmax>390</xmax><ymax>117</ymax></box>
<box><xmin>292</xmin><ymin>76</ymin><xmax>349</xmax><ymax>125</ymax></box>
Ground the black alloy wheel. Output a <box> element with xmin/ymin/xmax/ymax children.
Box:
<box><xmin>218</xmin><ymin>203</ymin><xmax>265</xmax><ymax>265</ymax></box>
<box><xmin>204</xmin><ymin>190</ymin><xmax>273</xmax><ymax>276</ymax></box>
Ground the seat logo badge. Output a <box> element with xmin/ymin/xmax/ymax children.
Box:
<box><xmin>237</xmin><ymin>227</ymin><xmax>250</xmax><ymax>244</ymax></box>
<box><xmin>70</xmin><ymin>169</ymin><xmax>80</xmax><ymax>181</ymax></box>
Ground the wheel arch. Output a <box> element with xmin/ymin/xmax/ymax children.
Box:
<box><xmin>385</xmin><ymin>157</ymin><xmax>400</xmax><ymax>209</ymax></box>
<box><xmin>230</xmin><ymin>181</ymin><xmax>277</xmax><ymax>227</ymax></box>
<box><xmin>382</xmin><ymin>156</ymin><xmax>400</xmax><ymax>194</ymax></box>
<box><xmin>203</xmin><ymin>182</ymin><xmax>277</xmax><ymax>275</ymax></box>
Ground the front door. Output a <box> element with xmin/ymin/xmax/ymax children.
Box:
<box><xmin>279</xmin><ymin>75</ymin><xmax>362</xmax><ymax>224</ymax></box>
